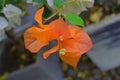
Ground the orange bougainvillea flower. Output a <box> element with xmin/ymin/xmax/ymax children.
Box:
<box><xmin>24</xmin><ymin>7</ymin><xmax>93</xmax><ymax>67</ymax></box>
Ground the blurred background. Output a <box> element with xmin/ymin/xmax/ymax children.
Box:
<box><xmin>0</xmin><ymin>0</ymin><xmax>120</xmax><ymax>80</ymax></box>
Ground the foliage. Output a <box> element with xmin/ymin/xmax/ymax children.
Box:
<box><xmin>46</xmin><ymin>0</ymin><xmax>94</xmax><ymax>26</ymax></box>
<box><xmin>64</xmin><ymin>14</ymin><xmax>85</xmax><ymax>27</ymax></box>
<box><xmin>33</xmin><ymin>0</ymin><xmax>47</xmax><ymax>5</ymax></box>
<box><xmin>53</xmin><ymin>0</ymin><xmax>65</xmax><ymax>8</ymax></box>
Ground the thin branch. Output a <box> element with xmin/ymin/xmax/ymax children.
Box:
<box><xmin>44</xmin><ymin>11</ymin><xmax>58</xmax><ymax>21</ymax></box>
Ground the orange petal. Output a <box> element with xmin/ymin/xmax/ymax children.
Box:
<box><xmin>24</xmin><ymin>27</ymin><xmax>48</xmax><ymax>53</ymax></box>
<box><xmin>32</xmin><ymin>26</ymin><xmax>57</xmax><ymax>42</ymax></box>
<box><xmin>68</xmin><ymin>25</ymin><xmax>93</xmax><ymax>55</ymax></box>
<box><xmin>34</xmin><ymin>7</ymin><xmax>47</xmax><ymax>28</ymax></box>
<box><xmin>59</xmin><ymin>54</ymin><xmax>81</xmax><ymax>67</ymax></box>
<box><xmin>43</xmin><ymin>43</ymin><xmax>59</xmax><ymax>59</ymax></box>
<box><xmin>60</xmin><ymin>25</ymin><xmax>93</xmax><ymax>57</ymax></box>
<box><xmin>62</xmin><ymin>38</ymin><xmax>89</xmax><ymax>57</ymax></box>
<box><xmin>49</xmin><ymin>18</ymin><xmax>72</xmax><ymax>39</ymax></box>
<box><xmin>62</xmin><ymin>39</ymin><xmax>80</xmax><ymax>52</ymax></box>
<box><xmin>32</xmin><ymin>26</ymin><xmax>48</xmax><ymax>42</ymax></box>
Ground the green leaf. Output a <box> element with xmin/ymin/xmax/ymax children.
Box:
<box><xmin>41</xmin><ymin>0</ymin><xmax>47</xmax><ymax>5</ymax></box>
<box><xmin>43</xmin><ymin>5</ymin><xmax>52</xmax><ymax>18</ymax></box>
<box><xmin>53</xmin><ymin>0</ymin><xmax>65</xmax><ymax>8</ymax></box>
<box><xmin>33</xmin><ymin>0</ymin><xmax>47</xmax><ymax>5</ymax></box>
<box><xmin>64</xmin><ymin>14</ymin><xmax>85</xmax><ymax>27</ymax></box>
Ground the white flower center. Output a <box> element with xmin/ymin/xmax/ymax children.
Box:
<box><xmin>59</xmin><ymin>48</ymin><xmax>66</xmax><ymax>55</ymax></box>
<box><xmin>60</xmin><ymin>36</ymin><xmax>63</xmax><ymax>41</ymax></box>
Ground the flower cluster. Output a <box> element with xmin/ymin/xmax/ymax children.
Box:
<box><xmin>0</xmin><ymin>4</ymin><xmax>22</xmax><ymax>41</ymax></box>
<box><xmin>24</xmin><ymin>7</ymin><xmax>93</xmax><ymax>67</ymax></box>
<box><xmin>3</xmin><ymin>4</ymin><xmax>22</xmax><ymax>28</ymax></box>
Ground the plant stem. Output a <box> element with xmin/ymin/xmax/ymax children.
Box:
<box><xmin>2</xmin><ymin>0</ymin><xmax>6</xmax><ymax>8</ymax></box>
<box><xmin>44</xmin><ymin>11</ymin><xmax>58</xmax><ymax>21</ymax></box>
<box><xmin>58</xmin><ymin>8</ymin><xmax>63</xmax><ymax>18</ymax></box>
